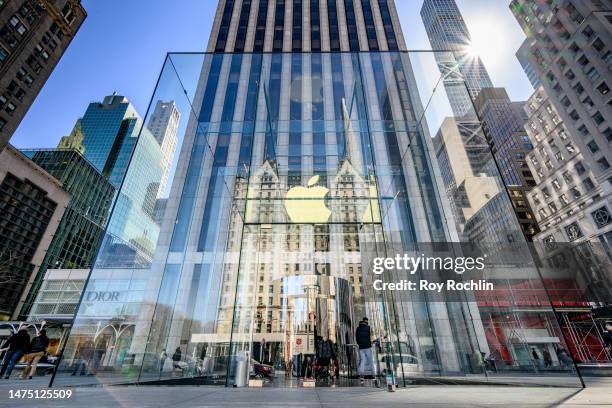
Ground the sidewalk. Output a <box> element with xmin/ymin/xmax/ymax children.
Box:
<box><xmin>0</xmin><ymin>377</ymin><xmax>609</xmax><ymax>407</ymax></box>
<box><xmin>0</xmin><ymin>381</ymin><xmax>609</xmax><ymax>408</ymax></box>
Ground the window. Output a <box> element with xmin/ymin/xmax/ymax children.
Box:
<box><xmin>569</xmin><ymin>42</ymin><xmax>580</xmax><ymax>54</ymax></box>
<box><xmin>586</xmin><ymin>67</ymin><xmax>600</xmax><ymax>82</ymax></box>
<box><xmin>1</xmin><ymin>32</ymin><xmax>17</xmax><ymax>48</ymax></box>
<box><xmin>592</xmin><ymin>111</ymin><xmax>605</xmax><ymax>126</ymax></box>
<box><xmin>573</xmin><ymin>82</ymin><xmax>584</xmax><ymax>95</ymax></box>
<box><xmin>582</xmin><ymin>25</ymin><xmax>595</xmax><ymax>39</ymax></box>
<box><xmin>565</xmin><ymin>69</ymin><xmax>575</xmax><ymax>80</ymax></box>
<box><xmin>566</xmin><ymin>4</ymin><xmax>584</xmax><ymax>25</ymax></box>
<box><xmin>575</xmin><ymin>162</ymin><xmax>586</xmax><ymax>175</ymax></box>
<box><xmin>7</xmin><ymin>81</ymin><xmax>17</xmax><ymax>93</ymax></box>
<box><xmin>9</xmin><ymin>16</ymin><xmax>20</xmax><ymax>27</ymax></box>
<box><xmin>4</xmin><ymin>102</ymin><xmax>15</xmax><ymax>114</ymax></box>
<box><xmin>565</xmin><ymin>222</ymin><xmax>583</xmax><ymax>241</ymax></box>
<box><xmin>14</xmin><ymin>88</ymin><xmax>25</xmax><ymax>101</ymax></box>
<box><xmin>569</xmin><ymin>110</ymin><xmax>580</xmax><ymax>121</ymax></box>
<box><xmin>578</xmin><ymin>125</ymin><xmax>589</xmax><ymax>136</ymax></box>
<box><xmin>0</xmin><ymin>117</ymin><xmax>5</xmax><ymax>131</ymax></box>
<box><xmin>0</xmin><ymin>45</ymin><xmax>7</xmax><ymax>62</ymax></box>
<box><xmin>0</xmin><ymin>95</ymin><xmax>5</xmax><ymax>106</ymax></box>
<box><xmin>571</xmin><ymin>187</ymin><xmax>581</xmax><ymax>199</ymax></box>
<box><xmin>582</xmin><ymin>96</ymin><xmax>595</xmax><ymax>109</ymax></box>
<box><xmin>587</xmin><ymin>140</ymin><xmax>600</xmax><ymax>154</ymax></box>
<box><xmin>577</xmin><ymin>55</ymin><xmax>590</xmax><ymax>67</ymax></box>
<box><xmin>561</xmin><ymin>96</ymin><xmax>571</xmax><ymax>107</ymax></box>
<box><xmin>583</xmin><ymin>177</ymin><xmax>595</xmax><ymax>191</ymax></box>
<box><xmin>603</xmin><ymin>51</ymin><xmax>612</xmax><ymax>64</ymax></box>
<box><xmin>592</xmin><ymin>207</ymin><xmax>611</xmax><ymax>228</ymax></box>
<box><xmin>593</xmin><ymin>38</ymin><xmax>605</xmax><ymax>53</ymax></box>
<box><xmin>604</xmin><ymin>128</ymin><xmax>612</xmax><ymax>142</ymax></box>
<box><xmin>597</xmin><ymin>82</ymin><xmax>609</xmax><ymax>95</ymax></box>
<box><xmin>565</xmin><ymin>143</ymin><xmax>576</xmax><ymax>153</ymax></box>
<box><xmin>61</xmin><ymin>3</ymin><xmax>76</xmax><ymax>25</ymax></box>
<box><xmin>598</xmin><ymin>157</ymin><xmax>610</xmax><ymax>171</ymax></box>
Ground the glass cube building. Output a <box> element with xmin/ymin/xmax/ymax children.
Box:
<box><xmin>52</xmin><ymin>0</ymin><xmax>588</xmax><ymax>388</ymax></box>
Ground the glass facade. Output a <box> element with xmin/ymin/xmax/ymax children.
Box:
<box><xmin>78</xmin><ymin>95</ymin><xmax>165</xmax><ymax>267</ymax></box>
<box><xmin>18</xmin><ymin>149</ymin><xmax>115</xmax><ymax>318</ymax></box>
<box><xmin>51</xmin><ymin>51</ymin><xmax>585</xmax><ymax>389</ymax></box>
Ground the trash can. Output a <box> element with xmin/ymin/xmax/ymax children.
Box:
<box><xmin>234</xmin><ymin>351</ymin><xmax>249</xmax><ymax>387</ymax></box>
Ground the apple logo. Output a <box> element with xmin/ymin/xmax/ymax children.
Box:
<box><xmin>284</xmin><ymin>175</ymin><xmax>331</xmax><ymax>223</ymax></box>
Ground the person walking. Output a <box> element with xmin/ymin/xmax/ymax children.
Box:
<box><xmin>542</xmin><ymin>348</ymin><xmax>552</xmax><ymax>368</ymax></box>
<box><xmin>531</xmin><ymin>348</ymin><xmax>541</xmax><ymax>369</ymax></box>
<box><xmin>356</xmin><ymin>317</ymin><xmax>378</xmax><ymax>386</ymax></box>
<box><xmin>71</xmin><ymin>340</ymin><xmax>94</xmax><ymax>376</ymax></box>
<box><xmin>159</xmin><ymin>349</ymin><xmax>168</xmax><ymax>377</ymax></box>
<box><xmin>21</xmin><ymin>329</ymin><xmax>49</xmax><ymax>379</ymax></box>
<box><xmin>0</xmin><ymin>328</ymin><xmax>30</xmax><ymax>379</ymax></box>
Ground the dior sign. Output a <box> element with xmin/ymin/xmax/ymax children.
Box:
<box><xmin>84</xmin><ymin>291</ymin><xmax>120</xmax><ymax>302</ymax></box>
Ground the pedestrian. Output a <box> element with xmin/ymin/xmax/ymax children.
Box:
<box><xmin>159</xmin><ymin>349</ymin><xmax>167</xmax><ymax>376</ymax></box>
<box><xmin>555</xmin><ymin>346</ymin><xmax>573</xmax><ymax>366</ymax></box>
<box><xmin>356</xmin><ymin>317</ymin><xmax>379</xmax><ymax>387</ymax></box>
<box><xmin>603</xmin><ymin>323</ymin><xmax>612</xmax><ymax>351</ymax></box>
<box><xmin>317</xmin><ymin>336</ymin><xmax>336</xmax><ymax>380</ymax></box>
<box><xmin>531</xmin><ymin>348</ymin><xmax>541</xmax><ymax>368</ymax></box>
<box><xmin>0</xmin><ymin>328</ymin><xmax>30</xmax><ymax>379</ymax></box>
<box><xmin>21</xmin><ymin>329</ymin><xmax>49</xmax><ymax>379</ymax></box>
<box><xmin>71</xmin><ymin>340</ymin><xmax>94</xmax><ymax>376</ymax></box>
<box><xmin>542</xmin><ymin>348</ymin><xmax>552</xmax><ymax>368</ymax></box>
<box><xmin>172</xmin><ymin>347</ymin><xmax>182</xmax><ymax>367</ymax></box>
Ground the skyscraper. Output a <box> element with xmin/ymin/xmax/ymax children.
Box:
<box><xmin>420</xmin><ymin>0</ymin><xmax>493</xmax><ymax>116</ymax></box>
<box><xmin>0</xmin><ymin>0</ymin><xmax>86</xmax><ymax>152</ymax></box>
<box><xmin>474</xmin><ymin>88</ymin><xmax>539</xmax><ymax>240</ymax></box>
<box><xmin>421</xmin><ymin>0</ymin><xmax>537</xmax><ymax>247</ymax></box>
<box><xmin>17</xmin><ymin>148</ymin><xmax>115</xmax><ymax>319</ymax></box>
<box><xmin>77</xmin><ymin>94</ymin><xmax>164</xmax><ymax>265</ymax></box>
<box><xmin>54</xmin><ymin>0</ymin><xmax>580</xmax><ymax>389</ymax></box>
<box><xmin>0</xmin><ymin>145</ymin><xmax>70</xmax><ymax>319</ymax></box>
<box><xmin>147</xmin><ymin>100</ymin><xmax>180</xmax><ymax>198</ymax></box>
<box><xmin>516</xmin><ymin>38</ymin><xmax>541</xmax><ymax>90</ymax></box>
<box><xmin>511</xmin><ymin>0</ymin><xmax>612</xmax><ymax>248</ymax></box>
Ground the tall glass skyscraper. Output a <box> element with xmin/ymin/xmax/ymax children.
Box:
<box><xmin>53</xmin><ymin>0</ymin><xmax>581</xmax><ymax>389</ymax></box>
<box><xmin>420</xmin><ymin>0</ymin><xmax>493</xmax><ymax>116</ymax></box>
<box><xmin>421</xmin><ymin>0</ymin><xmax>538</xmax><ymax>251</ymax></box>
<box><xmin>78</xmin><ymin>94</ymin><xmax>165</xmax><ymax>265</ymax></box>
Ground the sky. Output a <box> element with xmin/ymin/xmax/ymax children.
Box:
<box><xmin>10</xmin><ymin>0</ymin><xmax>534</xmax><ymax>149</ymax></box>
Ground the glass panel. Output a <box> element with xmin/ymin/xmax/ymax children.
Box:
<box><xmin>50</xmin><ymin>52</ymin><xmax>594</xmax><ymax>390</ymax></box>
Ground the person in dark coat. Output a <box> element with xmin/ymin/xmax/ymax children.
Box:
<box><xmin>0</xmin><ymin>328</ymin><xmax>30</xmax><ymax>379</ymax></box>
<box><xmin>542</xmin><ymin>348</ymin><xmax>553</xmax><ymax>368</ymax></box>
<box><xmin>22</xmin><ymin>329</ymin><xmax>50</xmax><ymax>379</ymax></box>
<box><xmin>355</xmin><ymin>317</ymin><xmax>377</xmax><ymax>385</ymax></box>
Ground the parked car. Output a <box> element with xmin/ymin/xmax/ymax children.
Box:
<box><xmin>250</xmin><ymin>358</ymin><xmax>274</xmax><ymax>380</ymax></box>
<box><xmin>379</xmin><ymin>353</ymin><xmax>420</xmax><ymax>377</ymax></box>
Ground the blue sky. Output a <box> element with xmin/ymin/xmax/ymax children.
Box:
<box><xmin>11</xmin><ymin>0</ymin><xmax>533</xmax><ymax>149</ymax></box>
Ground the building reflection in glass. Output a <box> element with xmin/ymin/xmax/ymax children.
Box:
<box><xmin>52</xmin><ymin>52</ymin><xmax>582</xmax><ymax>389</ymax></box>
